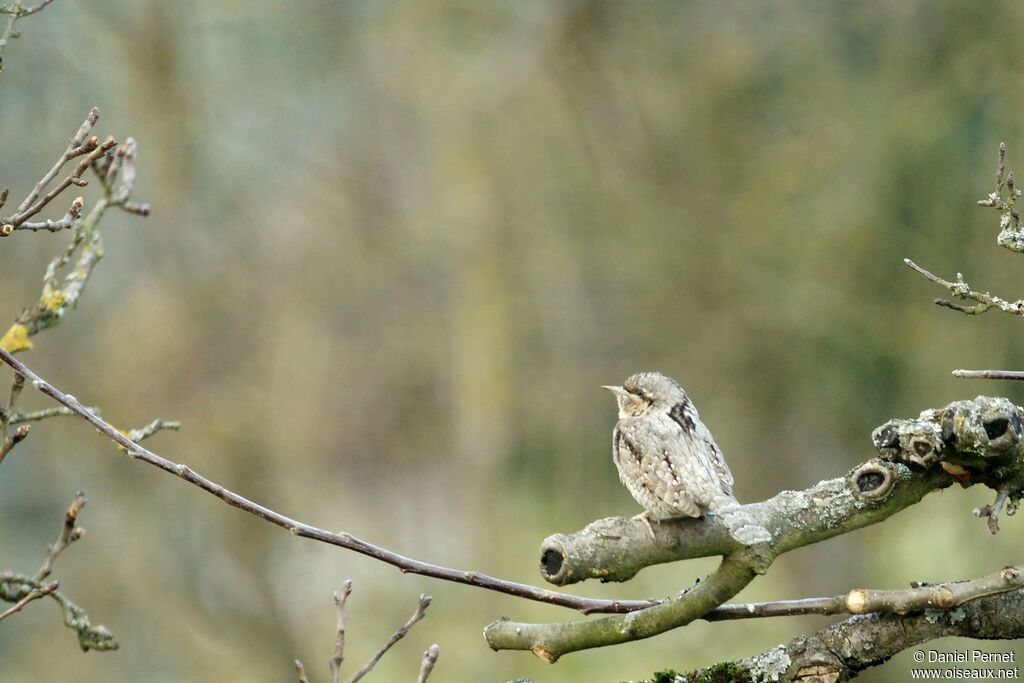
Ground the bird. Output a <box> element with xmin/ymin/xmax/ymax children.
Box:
<box><xmin>603</xmin><ymin>371</ymin><xmax>771</xmax><ymax>545</ymax></box>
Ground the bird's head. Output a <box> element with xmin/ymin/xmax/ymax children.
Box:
<box><xmin>603</xmin><ymin>371</ymin><xmax>686</xmax><ymax>418</ymax></box>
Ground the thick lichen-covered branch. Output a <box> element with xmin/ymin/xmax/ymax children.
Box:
<box><xmin>486</xmin><ymin>461</ymin><xmax>944</xmax><ymax>659</ymax></box>
<box><xmin>489</xmin><ymin>396</ymin><xmax>1024</xmax><ymax>659</ymax></box>
<box><xmin>668</xmin><ymin>581</ymin><xmax>1024</xmax><ymax>683</ymax></box>
<box><xmin>872</xmin><ymin>395</ymin><xmax>1024</xmax><ymax>533</ymax></box>
<box><xmin>541</xmin><ymin>461</ymin><xmax>948</xmax><ymax>587</ymax></box>
<box><xmin>484</xmin><ymin>549</ymin><xmax>765</xmax><ymax>662</ymax></box>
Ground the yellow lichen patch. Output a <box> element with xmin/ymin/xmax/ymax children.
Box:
<box><xmin>41</xmin><ymin>284</ymin><xmax>70</xmax><ymax>312</ymax></box>
<box><xmin>113</xmin><ymin>429</ymin><xmax>133</xmax><ymax>451</ymax></box>
<box><xmin>0</xmin><ymin>324</ymin><xmax>33</xmax><ymax>353</ymax></box>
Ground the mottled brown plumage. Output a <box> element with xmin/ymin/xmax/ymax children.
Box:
<box><xmin>604</xmin><ymin>372</ymin><xmax>770</xmax><ymax>545</ymax></box>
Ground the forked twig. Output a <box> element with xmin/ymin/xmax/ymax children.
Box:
<box><xmin>329</xmin><ymin>582</ymin><xmax>352</xmax><ymax>683</ymax></box>
<box><xmin>344</xmin><ymin>594</ymin><xmax>432</xmax><ymax>683</ymax></box>
<box><xmin>0</xmin><ymin>581</ymin><xmax>58</xmax><ymax>622</ymax></box>
<box><xmin>953</xmin><ymin>369</ymin><xmax>1024</xmax><ymax>381</ymax></box>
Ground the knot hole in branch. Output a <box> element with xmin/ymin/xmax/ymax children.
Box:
<box><xmin>983</xmin><ymin>414</ymin><xmax>1021</xmax><ymax>449</ymax></box>
<box><xmin>849</xmin><ymin>462</ymin><xmax>895</xmax><ymax>501</ymax></box>
<box><xmin>541</xmin><ymin>549</ymin><xmax>565</xmax><ymax>579</ymax></box>
<box><xmin>906</xmin><ymin>437</ymin><xmax>938</xmax><ymax>470</ymax></box>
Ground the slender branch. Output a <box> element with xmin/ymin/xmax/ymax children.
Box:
<box><xmin>3</xmin><ymin>107</ymin><xmax>103</xmax><ymax>229</ymax></box>
<box><xmin>973</xmin><ymin>486</ymin><xmax>1012</xmax><ymax>534</ymax></box>
<box><xmin>415</xmin><ymin>644</ymin><xmax>440</xmax><ymax>683</ymax></box>
<box><xmin>294</xmin><ymin>660</ymin><xmax>310</xmax><ymax>683</ymax></box>
<box><xmin>486</xmin><ymin>550</ymin><xmax>766</xmax><ymax>661</ymax></box>
<box><xmin>9</xmin><ymin>403</ymin><xmax>101</xmax><ymax>423</ymax></box>
<box><xmin>844</xmin><ymin>565</ymin><xmax>1024</xmax><ymax>615</ymax></box>
<box><xmin>977</xmin><ymin>143</ymin><xmax>1024</xmax><ymax>253</ymax></box>
<box><xmin>0</xmin><ymin>572</ymin><xmax>104</xmax><ymax>643</ymax></box>
<box><xmin>0</xmin><ymin>370</ymin><xmax>27</xmax><ymax>465</ymax></box>
<box><xmin>124</xmin><ymin>418</ymin><xmax>181</xmax><ymax>444</ymax></box>
<box><xmin>903</xmin><ymin>259</ymin><xmax>1023</xmax><ymax>316</ymax></box>
<box><xmin>1</xmin><ymin>109</ymin><xmax>149</xmax><ymax>355</ymax></box>
<box><xmin>0</xmin><ymin>0</ymin><xmax>57</xmax><ymax>71</ymax></box>
<box><xmin>0</xmin><ymin>1</ymin><xmax>57</xmax><ymax>17</ymax></box>
<box><xmin>17</xmin><ymin>195</ymin><xmax>83</xmax><ymax>232</ymax></box>
<box><xmin>35</xmin><ymin>491</ymin><xmax>86</xmax><ymax>582</ymax></box>
<box><xmin>0</xmin><ymin>345</ymin><xmax>659</xmax><ymax>613</ymax></box>
<box><xmin>11</xmin><ymin>137</ymin><xmax>113</xmax><ymax>227</ymax></box>
<box><xmin>344</xmin><ymin>594</ymin><xmax>432</xmax><ymax>683</ymax></box>
<box><xmin>0</xmin><ymin>580</ymin><xmax>58</xmax><ymax>621</ymax></box>
<box><xmin>953</xmin><ymin>369</ymin><xmax>1024</xmax><ymax>380</ymax></box>
<box><xmin>330</xmin><ymin>582</ymin><xmax>352</xmax><ymax>683</ymax></box>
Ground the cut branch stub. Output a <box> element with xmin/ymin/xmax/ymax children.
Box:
<box><xmin>849</xmin><ymin>462</ymin><xmax>895</xmax><ymax>501</ymax></box>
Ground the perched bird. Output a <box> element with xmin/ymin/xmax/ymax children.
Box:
<box><xmin>603</xmin><ymin>371</ymin><xmax>771</xmax><ymax>545</ymax></box>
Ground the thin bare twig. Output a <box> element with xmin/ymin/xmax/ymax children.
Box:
<box><xmin>330</xmin><ymin>582</ymin><xmax>352</xmax><ymax>683</ymax></box>
<box><xmin>973</xmin><ymin>487</ymin><xmax>1013</xmax><ymax>534</ymax></box>
<box><xmin>0</xmin><ymin>0</ymin><xmax>57</xmax><ymax>71</ymax></box>
<box><xmin>125</xmin><ymin>418</ymin><xmax>181</xmax><ymax>443</ymax></box>
<box><xmin>1</xmin><ymin>107</ymin><xmax>107</xmax><ymax>232</ymax></box>
<box><xmin>952</xmin><ymin>369</ymin><xmax>1024</xmax><ymax>380</ymax></box>
<box><xmin>17</xmin><ymin>195</ymin><xmax>83</xmax><ymax>232</ymax></box>
<box><xmin>35</xmin><ymin>491</ymin><xmax>86</xmax><ymax>582</ymax></box>
<box><xmin>9</xmin><ymin>403</ymin><xmax>101</xmax><ymax>423</ymax></box>
<box><xmin>415</xmin><ymin>644</ymin><xmax>440</xmax><ymax>683</ymax></box>
<box><xmin>977</xmin><ymin>142</ymin><xmax>1024</xmax><ymax>252</ymax></box>
<box><xmin>344</xmin><ymin>594</ymin><xmax>432</xmax><ymax>683</ymax></box>
<box><xmin>294</xmin><ymin>660</ymin><xmax>310</xmax><ymax>683</ymax></box>
<box><xmin>0</xmin><ymin>370</ymin><xmax>27</xmax><ymax>465</ymax></box>
<box><xmin>997</xmin><ymin>141</ymin><xmax>1007</xmax><ymax>190</ymax></box>
<box><xmin>844</xmin><ymin>565</ymin><xmax>1024</xmax><ymax>615</ymax></box>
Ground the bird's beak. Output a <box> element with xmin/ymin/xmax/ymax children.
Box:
<box><xmin>603</xmin><ymin>385</ymin><xmax>632</xmax><ymax>418</ymax></box>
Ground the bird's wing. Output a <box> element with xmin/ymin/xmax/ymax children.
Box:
<box><xmin>615</xmin><ymin>425</ymin><xmax>701</xmax><ymax>518</ymax></box>
<box><xmin>668</xmin><ymin>400</ymin><xmax>734</xmax><ymax>493</ymax></box>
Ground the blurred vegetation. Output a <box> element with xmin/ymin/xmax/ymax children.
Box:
<box><xmin>1</xmin><ymin>1</ymin><xmax>1024</xmax><ymax>681</ymax></box>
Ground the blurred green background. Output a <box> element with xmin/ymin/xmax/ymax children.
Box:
<box><xmin>2</xmin><ymin>1</ymin><xmax>1024</xmax><ymax>681</ymax></box>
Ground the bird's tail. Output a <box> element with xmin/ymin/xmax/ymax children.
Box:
<box><xmin>709</xmin><ymin>495</ymin><xmax>772</xmax><ymax>545</ymax></box>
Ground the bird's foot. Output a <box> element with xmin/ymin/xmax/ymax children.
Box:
<box><xmin>631</xmin><ymin>511</ymin><xmax>658</xmax><ymax>540</ymax></box>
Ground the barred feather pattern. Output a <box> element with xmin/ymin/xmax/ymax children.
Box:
<box><xmin>607</xmin><ymin>372</ymin><xmax>771</xmax><ymax>546</ymax></box>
